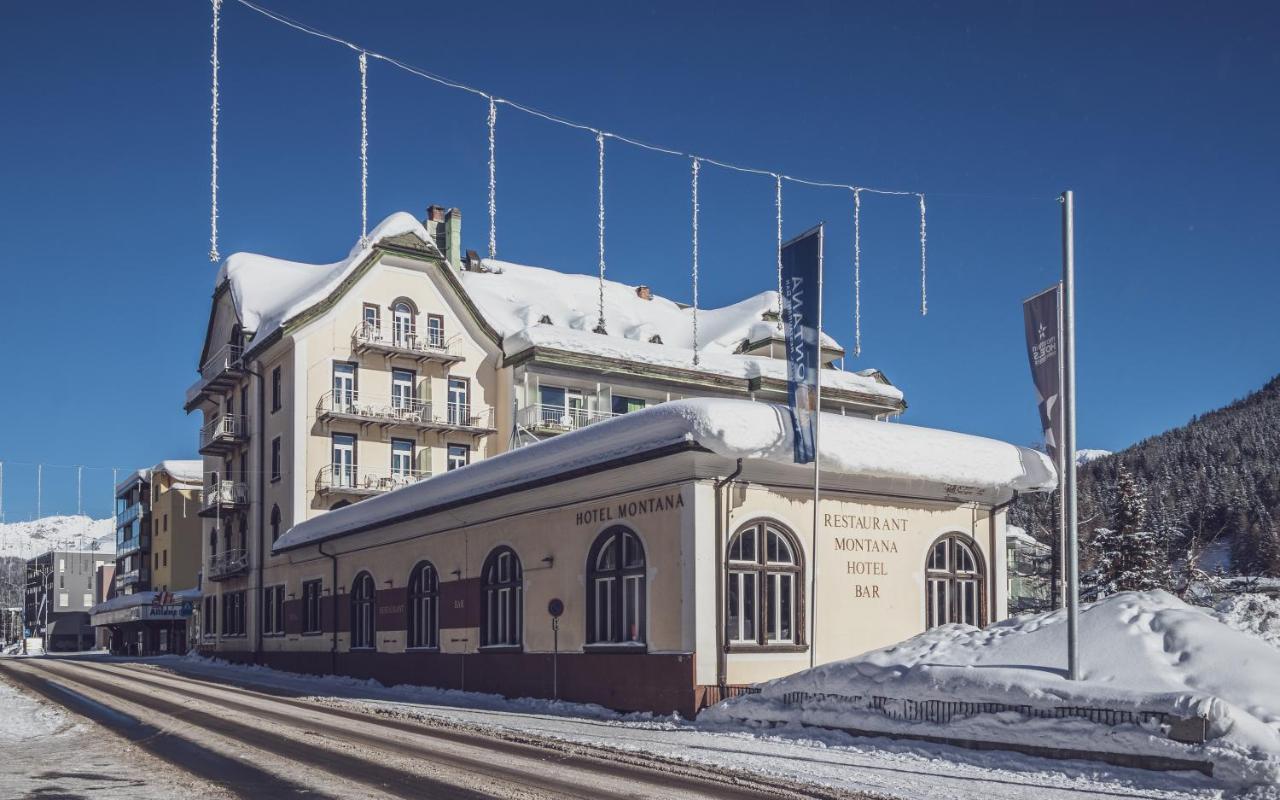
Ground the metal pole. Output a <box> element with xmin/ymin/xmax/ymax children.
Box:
<box><xmin>1061</xmin><ymin>190</ymin><xmax>1080</xmax><ymax>680</ymax></box>
<box><xmin>37</xmin><ymin>464</ymin><xmax>42</xmax><ymax>520</ymax></box>
<box><xmin>77</xmin><ymin>466</ymin><xmax>83</xmax><ymax>517</ymax></box>
<box><xmin>552</xmin><ymin>617</ymin><xmax>559</xmax><ymax>701</ymax></box>
<box><xmin>808</xmin><ymin>225</ymin><xmax>825</xmax><ymax>670</ymax></box>
<box><xmin>1054</xmin><ymin>284</ymin><xmax>1065</xmax><ymax>610</ymax></box>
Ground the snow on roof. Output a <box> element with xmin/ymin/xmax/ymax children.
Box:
<box><xmin>89</xmin><ymin>587</ymin><xmax>200</xmax><ymax>616</ymax></box>
<box><xmin>506</xmin><ymin>326</ymin><xmax>903</xmax><ymax>402</ymax></box>
<box><xmin>705</xmin><ymin>591</ymin><xmax>1280</xmax><ymax>788</ymax></box>
<box><xmin>276</xmin><ymin>398</ymin><xmax>1054</xmax><ymax>552</ymax></box>
<box><xmin>1005</xmin><ymin>524</ymin><xmax>1042</xmax><ymax>548</ymax></box>
<box><xmin>218</xmin><ymin>212</ymin><xmax>434</xmax><ymax>346</ymax></box>
<box><xmin>153</xmin><ymin>459</ymin><xmax>204</xmax><ymax>485</ymax></box>
<box><xmin>114</xmin><ymin>468</ymin><xmax>150</xmax><ymax>494</ymax></box>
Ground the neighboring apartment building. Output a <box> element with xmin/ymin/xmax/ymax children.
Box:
<box><xmin>186</xmin><ymin>204</ymin><xmax>906</xmax><ymax>656</ymax></box>
<box><xmin>96</xmin><ymin>461</ymin><xmax>203</xmax><ymax>654</ymax></box>
<box><xmin>25</xmin><ymin>548</ymin><xmax>112</xmax><ymax>651</ymax></box>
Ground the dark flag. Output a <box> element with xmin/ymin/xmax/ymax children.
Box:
<box><xmin>781</xmin><ymin>225</ymin><xmax>824</xmax><ymax>464</ymax></box>
<box><xmin>1023</xmin><ymin>284</ymin><xmax>1063</xmax><ymax>461</ymax></box>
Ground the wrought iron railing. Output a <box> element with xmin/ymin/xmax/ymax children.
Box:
<box><xmin>517</xmin><ymin>403</ymin><xmax>618</xmax><ymax>432</ymax></box>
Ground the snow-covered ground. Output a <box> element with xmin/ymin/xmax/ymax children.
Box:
<box><xmin>708</xmin><ymin>592</ymin><xmax>1280</xmax><ymax>793</ymax></box>
<box><xmin>1216</xmin><ymin>593</ymin><xmax>1280</xmax><ymax>650</ymax></box>
<box><xmin>148</xmin><ymin>650</ymin><xmax>1249</xmax><ymax>800</ymax></box>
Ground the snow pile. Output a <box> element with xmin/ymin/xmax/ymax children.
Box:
<box><xmin>219</xmin><ymin>212</ymin><xmax>434</xmax><ymax>349</ymax></box>
<box><xmin>154</xmin><ymin>460</ymin><xmax>204</xmax><ymax>485</ymax></box>
<box><xmin>704</xmin><ymin>591</ymin><xmax>1280</xmax><ymax>788</ymax></box>
<box><xmin>0</xmin><ymin>516</ymin><xmax>114</xmax><ymax>560</ymax></box>
<box><xmin>0</xmin><ymin>678</ymin><xmax>68</xmax><ymax>744</ymax></box>
<box><xmin>277</xmin><ymin>398</ymin><xmax>1054</xmax><ymax>551</ymax></box>
<box><xmin>1216</xmin><ymin>594</ymin><xmax>1280</xmax><ymax>650</ymax></box>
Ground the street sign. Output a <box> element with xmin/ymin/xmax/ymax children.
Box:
<box><xmin>547</xmin><ymin>598</ymin><xmax>564</xmax><ymax>618</ymax></box>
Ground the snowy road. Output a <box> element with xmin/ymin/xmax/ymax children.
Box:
<box><xmin>0</xmin><ymin>656</ymin><xmax>851</xmax><ymax>799</ymax></box>
<box><xmin>0</xmin><ymin>655</ymin><xmax>1238</xmax><ymax>799</ymax></box>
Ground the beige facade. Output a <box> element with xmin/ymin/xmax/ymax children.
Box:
<box><xmin>187</xmin><ymin>204</ymin><xmax>909</xmax><ymax>661</ymax></box>
<box><xmin>148</xmin><ymin>470</ymin><xmax>202</xmax><ymax>592</ymax></box>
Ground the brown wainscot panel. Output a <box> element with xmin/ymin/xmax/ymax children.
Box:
<box><xmin>439</xmin><ymin>578</ymin><xmax>481</xmax><ymax>629</ymax></box>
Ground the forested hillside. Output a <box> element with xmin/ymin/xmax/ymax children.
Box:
<box><xmin>1011</xmin><ymin>374</ymin><xmax>1280</xmax><ymax>585</ymax></box>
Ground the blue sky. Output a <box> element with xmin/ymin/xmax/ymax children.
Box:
<box><xmin>1</xmin><ymin>1</ymin><xmax>1277</xmax><ymax>521</ymax></box>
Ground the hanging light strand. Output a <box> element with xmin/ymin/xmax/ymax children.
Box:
<box><xmin>595</xmin><ymin>131</ymin><xmax>607</xmax><ymax>334</ymax></box>
<box><xmin>487</xmin><ymin>96</ymin><xmax>497</xmax><ymax>260</ymax></box>
<box><xmin>774</xmin><ymin>174</ymin><xmax>783</xmax><ymax>315</ymax></box>
<box><xmin>208</xmin><ymin>0</ymin><xmax>222</xmax><ymax>262</ymax></box>
<box><xmin>691</xmin><ymin>158</ymin><xmax>701</xmax><ymax>365</ymax></box>
<box><xmin>918</xmin><ymin>193</ymin><xmax>928</xmax><ymax>316</ymax></box>
<box><xmin>358</xmin><ymin>51</ymin><xmax>369</xmax><ymax>248</ymax></box>
<box><xmin>853</xmin><ymin>188</ymin><xmax>862</xmax><ymax>357</ymax></box>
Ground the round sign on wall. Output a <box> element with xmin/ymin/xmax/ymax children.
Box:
<box><xmin>547</xmin><ymin>598</ymin><xmax>564</xmax><ymax>618</ymax></box>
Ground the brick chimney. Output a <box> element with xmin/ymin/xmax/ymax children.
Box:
<box><xmin>422</xmin><ymin>205</ymin><xmax>462</xmax><ymax>271</ymax></box>
<box><xmin>635</xmin><ymin>285</ymin><xmax>653</xmax><ymax>301</ymax></box>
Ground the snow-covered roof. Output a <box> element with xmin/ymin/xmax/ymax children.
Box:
<box><xmin>276</xmin><ymin>399</ymin><xmax>1055</xmax><ymax>552</ymax></box>
<box><xmin>114</xmin><ymin>468</ymin><xmax>150</xmax><ymax>494</ymax></box>
<box><xmin>707</xmin><ymin>591</ymin><xmax>1280</xmax><ymax>788</ymax></box>
<box><xmin>213</xmin><ymin>212</ymin><xmax>899</xmax><ymax>405</ymax></box>
<box><xmin>218</xmin><ymin>212</ymin><xmax>435</xmax><ymax>347</ymax></box>
<box><xmin>153</xmin><ymin>459</ymin><xmax>204</xmax><ymax>485</ymax></box>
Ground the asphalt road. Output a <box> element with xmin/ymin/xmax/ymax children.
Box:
<box><xmin>0</xmin><ymin>657</ymin><xmax>876</xmax><ymax>800</ymax></box>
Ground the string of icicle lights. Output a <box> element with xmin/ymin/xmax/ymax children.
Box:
<box><xmin>211</xmin><ymin>0</ymin><xmax>933</xmax><ymax>361</ymax></box>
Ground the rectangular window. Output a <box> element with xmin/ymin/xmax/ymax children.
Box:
<box><xmin>58</xmin><ymin>592</ymin><xmax>69</xmax><ymax>608</ymax></box>
<box><xmin>611</xmin><ymin>395</ymin><xmax>647</xmax><ymax>416</ymax></box>
<box><xmin>59</xmin><ymin>558</ymin><xmax>65</xmax><ymax>574</ymax></box>
<box><xmin>163</xmin><ymin>514</ymin><xmax>168</xmax><ymax>532</ymax></box>
<box><xmin>446</xmin><ymin>443</ymin><xmax>470</xmax><ymax>472</ymax></box>
<box><xmin>332</xmin><ymin>362</ymin><xmax>357</xmax><ymax>411</ymax></box>
<box><xmin>262</xmin><ymin>586</ymin><xmax>286</xmax><ymax>636</ymax></box>
<box><xmin>163</xmin><ymin>550</ymin><xmax>168</xmax><ymax>567</ymax></box>
<box><xmin>240</xmin><ymin>386</ymin><xmax>249</xmax><ymax>425</ymax></box>
<box><xmin>204</xmin><ymin>595</ymin><xmax>217</xmax><ymax>637</ymax></box>
<box><xmin>362</xmin><ymin>303</ymin><xmax>380</xmax><ymax>336</ymax></box>
<box><xmin>332</xmin><ymin>433</ymin><xmax>356</xmax><ymax>489</ymax></box>
<box><xmin>391</xmin><ymin>438</ymin><xmax>415</xmax><ymax>483</ymax></box>
<box><xmin>271</xmin><ymin>366</ymin><xmax>282</xmax><ymax>412</ymax></box>
<box><xmin>271</xmin><ymin>436</ymin><xmax>282</xmax><ymax>481</ymax></box>
<box><xmin>83</xmin><ymin>593</ymin><xmax>93</xmax><ymax>608</ymax></box>
<box><xmin>426</xmin><ymin>314</ymin><xmax>444</xmax><ymax>348</ymax></box>
<box><xmin>302</xmin><ymin>580</ymin><xmax>322</xmax><ymax>634</ymax></box>
<box><xmin>447</xmin><ymin>378</ymin><xmax>469</xmax><ymax>425</ymax></box>
<box><xmin>391</xmin><ymin>369</ymin><xmax>416</xmax><ymax>414</ymax></box>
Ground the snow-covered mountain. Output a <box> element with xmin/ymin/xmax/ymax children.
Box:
<box><xmin>1075</xmin><ymin>448</ymin><xmax>1112</xmax><ymax>466</ymax></box>
<box><xmin>0</xmin><ymin>516</ymin><xmax>114</xmax><ymax>561</ymax></box>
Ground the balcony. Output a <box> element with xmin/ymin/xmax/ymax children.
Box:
<box><xmin>516</xmin><ymin>403</ymin><xmax>618</xmax><ymax>437</ymax></box>
<box><xmin>185</xmin><ymin>343</ymin><xmax>246</xmax><ymax>411</ymax></box>
<box><xmin>115</xmin><ymin>567</ymin><xmax>150</xmax><ymax>589</ymax></box>
<box><xmin>116</xmin><ymin>534</ymin><xmax>150</xmax><ymax>557</ymax></box>
<box><xmin>208</xmin><ymin>549</ymin><xmax>249</xmax><ymax>581</ymax></box>
<box><xmin>350</xmin><ymin>324</ymin><xmax>465</xmax><ymax>365</ymax></box>
<box><xmin>115</xmin><ymin>501</ymin><xmax>143</xmax><ymax>528</ymax></box>
<box><xmin>199</xmin><ymin>481</ymin><xmax>249</xmax><ymax>518</ymax></box>
<box><xmin>199</xmin><ymin>414</ymin><xmax>248</xmax><ymax>455</ymax></box>
<box><xmin>315</xmin><ymin>464</ymin><xmax>431</xmax><ymax>499</ymax></box>
<box><xmin>317</xmin><ymin>392</ymin><xmax>495</xmax><ymax>435</ymax></box>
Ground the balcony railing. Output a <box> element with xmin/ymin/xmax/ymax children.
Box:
<box><xmin>315</xmin><ymin>464</ymin><xmax>431</xmax><ymax>497</ymax></box>
<box><xmin>116</xmin><ymin>534</ymin><xmax>150</xmax><ymax>557</ymax></box>
<box><xmin>200</xmin><ymin>481</ymin><xmax>248</xmax><ymax>516</ymax></box>
<box><xmin>185</xmin><ymin>343</ymin><xmax>246</xmax><ymax>409</ymax></box>
<box><xmin>199</xmin><ymin>414</ymin><xmax>248</xmax><ymax>454</ymax></box>
<box><xmin>115</xmin><ymin>567</ymin><xmax>150</xmax><ymax>588</ymax></box>
<box><xmin>317</xmin><ymin>392</ymin><xmax>495</xmax><ymax>433</ymax></box>
<box><xmin>516</xmin><ymin>403</ymin><xmax>618</xmax><ymax>435</ymax></box>
<box><xmin>208</xmin><ymin>549</ymin><xmax>249</xmax><ymax>581</ymax></box>
<box><xmin>351</xmin><ymin>324</ymin><xmax>465</xmax><ymax>363</ymax></box>
<box><xmin>115</xmin><ymin>502</ymin><xmax>143</xmax><ymax>527</ymax></box>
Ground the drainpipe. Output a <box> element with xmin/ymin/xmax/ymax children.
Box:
<box><xmin>243</xmin><ymin>362</ymin><xmax>267</xmax><ymax>665</ymax></box>
<box><xmin>713</xmin><ymin>459</ymin><xmax>744</xmax><ymax>694</ymax></box>
<box><xmin>319</xmin><ymin>542</ymin><xmax>338</xmax><ymax>675</ymax></box>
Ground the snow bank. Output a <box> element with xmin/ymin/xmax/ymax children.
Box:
<box><xmin>704</xmin><ymin>591</ymin><xmax>1280</xmax><ymax>788</ymax></box>
<box><xmin>219</xmin><ymin>212</ymin><xmax>432</xmax><ymax>346</ymax></box>
<box><xmin>277</xmin><ymin>398</ymin><xmax>1054</xmax><ymax>551</ymax></box>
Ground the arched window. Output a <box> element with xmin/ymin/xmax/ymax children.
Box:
<box><xmin>350</xmin><ymin>571</ymin><xmax>376</xmax><ymax>650</ymax></box>
<box><xmin>925</xmin><ymin>534</ymin><xmax>985</xmax><ymax>628</ymax></box>
<box><xmin>586</xmin><ymin>527</ymin><xmax>646</xmax><ymax>645</ymax></box>
<box><xmin>392</xmin><ymin>301</ymin><xmax>415</xmax><ymax>348</ymax></box>
<box><xmin>481</xmin><ymin>547</ymin><xmax>522</xmax><ymax>647</ymax></box>
<box><xmin>270</xmin><ymin>505</ymin><xmax>281</xmax><ymax>544</ymax></box>
<box><xmin>726</xmin><ymin>521</ymin><xmax>803</xmax><ymax>647</ymax></box>
<box><xmin>407</xmin><ymin>561</ymin><xmax>439</xmax><ymax>649</ymax></box>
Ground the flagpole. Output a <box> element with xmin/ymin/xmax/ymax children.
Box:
<box><xmin>1055</xmin><ymin>282</ymin><xmax>1065</xmax><ymax>610</ymax></box>
<box><xmin>809</xmin><ymin>225</ymin><xmax>825</xmax><ymax>670</ymax></box>
<box><xmin>1061</xmin><ymin>190</ymin><xmax>1080</xmax><ymax>681</ymax></box>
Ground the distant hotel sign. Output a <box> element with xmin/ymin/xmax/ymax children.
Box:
<box><xmin>1023</xmin><ymin>284</ymin><xmax>1063</xmax><ymax>461</ymax></box>
<box><xmin>780</xmin><ymin>225</ymin><xmax>824</xmax><ymax>464</ymax></box>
